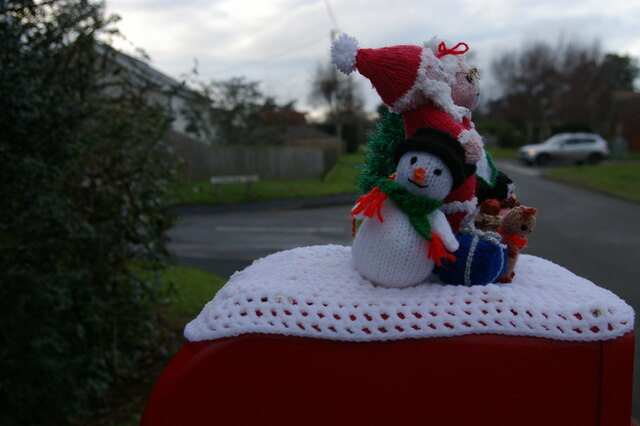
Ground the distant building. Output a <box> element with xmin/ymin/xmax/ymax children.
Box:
<box><xmin>612</xmin><ymin>91</ymin><xmax>640</xmax><ymax>151</ymax></box>
<box><xmin>96</xmin><ymin>44</ymin><xmax>343</xmax><ymax>179</ymax></box>
<box><xmin>261</xmin><ymin>107</ymin><xmax>308</xmax><ymax>127</ymax></box>
<box><xmin>97</xmin><ymin>43</ymin><xmax>215</xmax><ymax>143</ymax></box>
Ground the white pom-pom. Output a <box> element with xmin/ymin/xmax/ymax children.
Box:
<box><xmin>423</xmin><ymin>35</ymin><xmax>440</xmax><ymax>53</ymax></box>
<box><xmin>331</xmin><ymin>33</ymin><xmax>359</xmax><ymax>75</ymax></box>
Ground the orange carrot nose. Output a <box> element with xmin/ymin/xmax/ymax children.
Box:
<box><xmin>412</xmin><ymin>167</ymin><xmax>426</xmax><ymax>184</ymax></box>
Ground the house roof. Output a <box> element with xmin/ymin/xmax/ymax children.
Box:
<box><xmin>96</xmin><ymin>42</ymin><xmax>202</xmax><ymax>100</ymax></box>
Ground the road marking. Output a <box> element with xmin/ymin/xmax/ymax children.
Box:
<box><xmin>214</xmin><ymin>225</ymin><xmax>347</xmax><ymax>233</ymax></box>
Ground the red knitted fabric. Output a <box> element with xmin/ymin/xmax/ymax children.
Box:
<box><xmin>402</xmin><ymin>105</ymin><xmax>470</xmax><ymax>139</ymax></box>
<box><xmin>427</xmin><ymin>232</ymin><xmax>456</xmax><ymax>266</ymax></box>
<box><xmin>356</xmin><ymin>45</ymin><xmax>423</xmax><ymax>107</ymax></box>
<box><xmin>444</xmin><ymin>174</ymin><xmax>476</xmax><ymax>233</ymax></box>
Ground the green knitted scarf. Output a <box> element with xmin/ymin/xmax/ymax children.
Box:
<box><xmin>377</xmin><ymin>179</ymin><xmax>443</xmax><ymax>241</ymax></box>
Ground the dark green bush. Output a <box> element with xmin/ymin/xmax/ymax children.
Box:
<box><xmin>0</xmin><ymin>1</ymin><xmax>177</xmax><ymax>423</ymax></box>
<box><xmin>550</xmin><ymin>122</ymin><xmax>593</xmax><ymax>135</ymax></box>
<box><xmin>475</xmin><ymin>120</ymin><xmax>524</xmax><ymax>148</ymax></box>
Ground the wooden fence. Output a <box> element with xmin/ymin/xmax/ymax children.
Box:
<box><xmin>167</xmin><ymin>131</ymin><xmax>341</xmax><ymax>180</ymax></box>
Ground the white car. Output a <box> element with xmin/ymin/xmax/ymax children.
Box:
<box><xmin>519</xmin><ymin>133</ymin><xmax>609</xmax><ymax>166</ymax></box>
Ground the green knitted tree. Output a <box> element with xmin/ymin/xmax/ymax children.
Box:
<box><xmin>357</xmin><ymin>111</ymin><xmax>406</xmax><ymax>194</ymax></box>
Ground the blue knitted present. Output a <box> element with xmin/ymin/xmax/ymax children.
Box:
<box><xmin>438</xmin><ymin>234</ymin><xmax>508</xmax><ymax>286</ymax></box>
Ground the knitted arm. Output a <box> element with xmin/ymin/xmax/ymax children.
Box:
<box><xmin>430</xmin><ymin>210</ymin><xmax>459</xmax><ymax>252</ymax></box>
<box><xmin>457</xmin><ymin>128</ymin><xmax>484</xmax><ymax>164</ymax></box>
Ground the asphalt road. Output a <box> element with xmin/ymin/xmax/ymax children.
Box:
<box><xmin>168</xmin><ymin>202</ymin><xmax>354</xmax><ymax>278</ymax></box>
<box><xmin>168</xmin><ymin>159</ymin><xmax>640</xmax><ymax>418</ymax></box>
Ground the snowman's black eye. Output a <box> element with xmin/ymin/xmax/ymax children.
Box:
<box><xmin>520</xmin><ymin>225</ymin><xmax>528</xmax><ymax>231</ymax></box>
<box><xmin>434</xmin><ymin>169</ymin><xmax>442</xmax><ymax>176</ymax></box>
<box><xmin>410</xmin><ymin>156</ymin><xmax>417</xmax><ymax>165</ymax></box>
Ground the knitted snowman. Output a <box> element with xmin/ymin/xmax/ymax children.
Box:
<box><xmin>351</xmin><ymin>127</ymin><xmax>472</xmax><ymax>288</ymax></box>
<box><xmin>332</xmin><ymin>34</ymin><xmax>496</xmax><ymax>233</ymax></box>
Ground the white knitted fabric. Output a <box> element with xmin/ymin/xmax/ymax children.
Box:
<box><xmin>458</xmin><ymin>128</ymin><xmax>484</xmax><ymax>164</ymax></box>
<box><xmin>394</xmin><ymin>152</ymin><xmax>454</xmax><ymax>199</ymax></box>
<box><xmin>423</xmin><ymin>36</ymin><xmax>480</xmax><ymax>111</ymax></box>
<box><xmin>352</xmin><ymin>202</ymin><xmax>456</xmax><ymax>288</ymax></box>
<box><xmin>351</xmin><ymin>152</ymin><xmax>458</xmax><ymax>288</ymax></box>
<box><xmin>392</xmin><ymin>47</ymin><xmax>470</xmax><ymax>121</ymax></box>
<box><xmin>440</xmin><ymin>197</ymin><xmax>477</xmax><ymax>215</ymax></box>
<box><xmin>185</xmin><ymin>245</ymin><xmax>634</xmax><ymax>343</ymax></box>
<box><xmin>423</xmin><ymin>36</ymin><xmax>461</xmax><ymax>77</ymax></box>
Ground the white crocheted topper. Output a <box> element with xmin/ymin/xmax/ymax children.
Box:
<box><xmin>185</xmin><ymin>245</ymin><xmax>634</xmax><ymax>343</ymax></box>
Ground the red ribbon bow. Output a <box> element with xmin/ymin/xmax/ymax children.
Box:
<box><xmin>436</xmin><ymin>41</ymin><xmax>469</xmax><ymax>58</ymax></box>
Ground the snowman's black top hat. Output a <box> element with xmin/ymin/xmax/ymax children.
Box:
<box><xmin>393</xmin><ymin>127</ymin><xmax>475</xmax><ymax>190</ymax></box>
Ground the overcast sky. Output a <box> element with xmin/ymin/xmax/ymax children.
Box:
<box><xmin>105</xmin><ymin>0</ymin><xmax>640</xmax><ymax>115</ymax></box>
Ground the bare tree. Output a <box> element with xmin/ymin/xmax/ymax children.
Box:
<box><xmin>309</xmin><ymin>61</ymin><xmax>364</xmax><ymax>149</ymax></box>
<box><xmin>490</xmin><ymin>42</ymin><xmax>561</xmax><ymax>142</ymax></box>
<box><xmin>553</xmin><ymin>41</ymin><xmax>612</xmax><ymax>134</ymax></box>
<box><xmin>181</xmin><ymin>76</ymin><xmax>270</xmax><ymax>145</ymax></box>
<box><xmin>488</xmin><ymin>39</ymin><xmax>637</xmax><ymax>144</ymax></box>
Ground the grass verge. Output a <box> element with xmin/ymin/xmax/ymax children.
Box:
<box><xmin>101</xmin><ymin>265</ymin><xmax>227</xmax><ymax>426</ymax></box>
<box><xmin>609</xmin><ymin>151</ymin><xmax>640</xmax><ymax>161</ymax></box>
<box><xmin>544</xmin><ymin>162</ymin><xmax>640</xmax><ymax>202</ymax></box>
<box><xmin>171</xmin><ymin>151</ymin><xmax>364</xmax><ymax>205</ymax></box>
<box><xmin>159</xmin><ymin>265</ymin><xmax>227</xmax><ymax>328</ymax></box>
<box><xmin>486</xmin><ymin>147</ymin><xmax>518</xmax><ymax>159</ymax></box>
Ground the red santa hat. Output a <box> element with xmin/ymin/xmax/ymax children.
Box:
<box><xmin>332</xmin><ymin>33</ymin><xmax>484</xmax><ymax>165</ymax></box>
<box><xmin>331</xmin><ymin>34</ymin><xmax>470</xmax><ymax>123</ymax></box>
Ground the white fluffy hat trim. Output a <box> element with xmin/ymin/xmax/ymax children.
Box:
<box><xmin>392</xmin><ymin>48</ymin><xmax>469</xmax><ymax>121</ymax></box>
<box><xmin>331</xmin><ymin>33</ymin><xmax>359</xmax><ymax>75</ymax></box>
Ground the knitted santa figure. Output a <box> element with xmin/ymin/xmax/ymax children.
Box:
<box><xmin>332</xmin><ymin>34</ymin><xmax>496</xmax><ymax>232</ymax></box>
<box><xmin>351</xmin><ymin>127</ymin><xmax>473</xmax><ymax>288</ymax></box>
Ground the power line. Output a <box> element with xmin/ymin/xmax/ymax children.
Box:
<box><xmin>208</xmin><ymin>34</ymin><xmax>328</xmax><ymax>75</ymax></box>
<box><xmin>200</xmin><ymin>0</ymin><xmax>343</xmax><ymax>76</ymax></box>
<box><xmin>324</xmin><ymin>0</ymin><xmax>340</xmax><ymax>32</ymax></box>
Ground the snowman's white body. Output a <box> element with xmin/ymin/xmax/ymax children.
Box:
<box><xmin>351</xmin><ymin>150</ymin><xmax>459</xmax><ymax>288</ymax></box>
<box><xmin>353</xmin><ymin>203</ymin><xmax>456</xmax><ymax>288</ymax></box>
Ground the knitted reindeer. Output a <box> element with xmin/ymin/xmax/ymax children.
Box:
<box><xmin>497</xmin><ymin>206</ymin><xmax>537</xmax><ymax>283</ymax></box>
